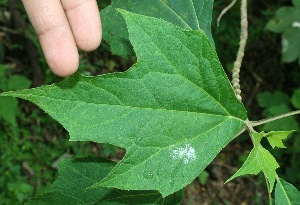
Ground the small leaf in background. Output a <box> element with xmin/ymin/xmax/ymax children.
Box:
<box><xmin>256</xmin><ymin>91</ymin><xmax>300</xmax><ymax>131</ymax></box>
<box><xmin>198</xmin><ymin>170</ymin><xmax>209</xmax><ymax>186</ymax></box>
<box><xmin>275</xmin><ymin>178</ymin><xmax>300</xmax><ymax>205</ymax></box>
<box><xmin>226</xmin><ymin>132</ymin><xmax>279</xmax><ymax>192</ymax></box>
<box><xmin>0</xmin><ymin>74</ymin><xmax>31</xmax><ymax>126</ymax></box>
<box><xmin>282</xmin><ymin>27</ymin><xmax>300</xmax><ymax>64</ymax></box>
<box><xmin>266</xmin><ymin>4</ymin><xmax>300</xmax><ymax>65</ymax></box>
<box><xmin>265</xmin><ymin>131</ymin><xmax>294</xmax><ymax>149</ymax></box>
<box><xmin>101</xmin><ymin>0</ymin><xmax>214</xmax><ymax>57</ymax></box>
<box><xmin>1</xmin><ymin>11</ymin><xmax>247</xmax><ymax>196</ymax></box>
<box><xmin>29</xmin><ymin>157</ymin><xmax>184</xmax><ymax>205</ymax></box>
<box><xmin>257</xmin><ymin>91</ymin><xmax>290</xmax><ymax>108</ymax></box>
<box><xmin>293</xmin><ymin>0</ymin><xmax>300</xmax><ymax>8</ymax></box>
<box><xmin>0</xmin><ymin>96</ymin><xmax>18</xmax><ymax>126</ymax></box>
<box><xmin>8</xmin><ymin>75</ymin><xmax>31</xmax><ymax>90</ymax></box>
<box><xmin>8</xmin><ymin>182</ymin><xmax>34</xmax><ymax>203</ymax></box>
<box><xmin>291</xmin><ymin>88</ymin><xmax>300</xmax><ymax>109</ymax></box>
<box><xmin>262</xmin><ymin>104</ymin><xmax>299</xmax><ymax>132</ymax></box>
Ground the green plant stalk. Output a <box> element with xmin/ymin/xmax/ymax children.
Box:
<box><xmin>250</xmin><ymin>110</ymin><xmax>300</xmax><ymax>127</ymax></box>
<box><xmin>264</xmin><ymin>174</ymin><xmax>272</xmax><ymax>205</ymax></box>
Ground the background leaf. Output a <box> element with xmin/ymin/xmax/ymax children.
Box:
<box><xmin>7</xmin><ymin>75</ymin><xmax>31</xmax><ymax>91</ymax></box>
<box><xmin>28</xmin><ymin>157</ymin><xmax>184</xmax><ymax>205</ymax></box>
<box><xmin>257</xmin><ymin>91</ymin><xmax>290</xmax><ymax>108</ymax></box>
<box><xmin>257</xmin><ymin>91</ymin><xmax>299</xmax><ymax>132</ymax></box>
<box><xmin>266</xmin><ymin>6</ymin><xmax>300</xmax><ymax>65</ymax></box>
<box><xmin>0</xmin><ymin>96</ymin><xmax>18</xmax><ymax>126</ymax></box>
<box><xmin>2</xmin><ymin>12</ymin><xmax>247</xmax><ymax>196</ymax></box>
<box><xmin>291</xmin><ymin>88</ymin><xmax>300</xmax><ymax>109</ymax></box>
<box><xmin>226</xmin><ymin>132</ymin><xmax>279</xmax><ymax>192</ymax></box>
<box><xmin>101</xmin><ymin>0</ymin><xmax>214</xmax><ymax>57</ymax></box>
<box><xmin>293</xmin><ymin>0</ymin><xmax>300</xmax><ymax>8</ymax></box>
<box><xmin>265</xmin><ymin>131</ymin><xmax>294</xmax><ymax>149</ymax></box>
<box><xmin>275</xmin><ymin>178</ymin><xmax>300</xmax><ymax>205</ymax></box>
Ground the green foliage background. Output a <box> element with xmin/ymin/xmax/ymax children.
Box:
<box><xmin>0</xmin><ymin>0</ymin><xmax>299</xmax><ymax>204</ymax></box>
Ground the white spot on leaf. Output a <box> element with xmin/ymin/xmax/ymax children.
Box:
<box><xmin>170</xmin><ymin>143</ymin><xmax>196</xmax><ymax>164</ymax></box>
<box><xmin>292</xmin><ymin>21</ymin><xmax>300</xmax><ymax>28</ymax></box>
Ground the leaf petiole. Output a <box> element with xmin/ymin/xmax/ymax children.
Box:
<box><xmin>250</xmin><ymin>110</ymin><xmax>300</xmax><ymax>127</ymax></box>
<box><xmin>264</xmin><ymin>174</ymin><xmax>272</xmax><ymax>205</ymax></box>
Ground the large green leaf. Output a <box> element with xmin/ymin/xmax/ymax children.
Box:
<box><xmin>226</xmin><ymin>132</ymin><xmax>279</xmax><ymax>192</ymax></box>
<box><xmin>2</xmin><ymin>11</ymin><xmax>247</xmax><ymax>196</ymax></box>
<box><xmin>275</xmin><ymin>178</ymin><xmax>300</xmax><ymax>205</ymax></box>
<box><xmin>28</xmin><ymin>157</ymin><xmax>183</xmax><ymax>205</ymax></box>
<box><xmin>101</xmin><ymin>0</ymin><xmax>214</xmax><ymax>57</ymax></box>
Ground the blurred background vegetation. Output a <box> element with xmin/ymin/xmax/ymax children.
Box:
<box><xmin>0</xmin><ymin>0</ymin><xmax>299</xmax><ymax>204</ymax></box>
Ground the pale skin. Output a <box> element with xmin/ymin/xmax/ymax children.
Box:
<box><xmin>22</xmin><ymin>0</ymin><xmax>102</xmax><ymax>77</ymax></box>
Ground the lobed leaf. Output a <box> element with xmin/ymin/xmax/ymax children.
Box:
<box><xmin>226</xmin><ymin>132</ymin><xmax>279</xmax><ymax>192</ymax></box>
<box><xmin>2</xmin><ymin>11</ymin><xmax>247</xmax><ymax>196</ymax></box>
<box><xmin>28</xmin><ymin>157</ymin><xmax>183</xmax><ymax>205</ymax></box>
<box><xmin>275</xmin><ymin>178</ymin><xmax>300</xmax><ymax>205</ymax></box>
<box><xmin>265</xmin><ymin>131</ymin><xmax>294</xmax><ymax>149</ymax></box>
<box><xmin>101</xmin><ymin>0</ymin><xmax>214</xmax><ymax>57</ymax></box>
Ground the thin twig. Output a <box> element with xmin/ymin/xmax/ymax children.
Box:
<box><xmin>232</xmin><ymin>0</ymin><xmax>248</xmax><ymax>101</ymax></box>
<box><xmin>250</xmin><ymin>110</ymin><xmax>300</xmax><ymax>127</ymax></box>
<box><xmin>217</xmin><ymin>0</ymin><xmax>237</xmax><ymax>26</ymax></box>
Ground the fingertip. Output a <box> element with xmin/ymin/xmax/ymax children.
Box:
<box><xmin>38</xmin><ymin>24</ymin><xmax>80</xmax><ymax>77</ymax></box>
<box><xmin>48</xmin><ymin>50</ymin><xmax>79</xmax><ymax>77</ymax></box>
<box><xmin>76</xmin><ymin>27</ymin><xmax>102</xmax><ymax>51</ymax></box>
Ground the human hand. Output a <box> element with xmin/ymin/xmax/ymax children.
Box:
<box><xmin>22</xmin><ymin>0</ymin><xmax>102</xmax><ymax>77</ymax></box>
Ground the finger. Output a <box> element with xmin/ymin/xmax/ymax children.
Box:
<box><xmin>21</xmin><ymin>0</ymin><xmax>79</xmax><ymax>77</ymax></box>
<box><xmin>61</xmin><ymin>0</ymin><xmax>102</xmax><ymax>51</ymax></box>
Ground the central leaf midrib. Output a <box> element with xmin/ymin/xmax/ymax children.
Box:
<box><xmin>19</xmin><ymin>93</ymin><xmax>244</xmax><ymax>122</ymax></box>
<box><xmin>82</xmin><ymin>72</ymin><xmax>231</xmax><ymax>117</ymax></box>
